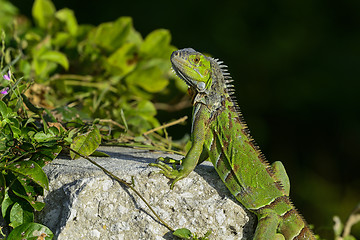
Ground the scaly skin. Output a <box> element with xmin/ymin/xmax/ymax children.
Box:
<box><xmin>150</xmin><ymin>48</ymin><xmax>316</xmax><ymax>240</ymax></box>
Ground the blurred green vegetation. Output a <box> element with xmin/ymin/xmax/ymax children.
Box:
<box><xmin>0</xmin><ymin>0</ymin><xmax>191</xmax><ymax>143</ymax></box>
<box><xmin>3</xmin><ymin>0</ymin><xmax>360</xmax><ymax>239</ymax></box>
<box><xmin>0</xmin><ymin>0</ymin><xmax>190</xmax><ymax>237</ymax></box>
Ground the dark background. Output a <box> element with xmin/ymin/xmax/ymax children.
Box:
<box><xmin>13</xmin><ymin>0</ymin><xmax>360</xmax><ymax>237</ymax></box>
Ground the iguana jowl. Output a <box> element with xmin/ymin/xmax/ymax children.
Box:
<box><xmin>150</xmin><ymin>48</ymin><xmax>316</xmax><ymax>240</ymax></box>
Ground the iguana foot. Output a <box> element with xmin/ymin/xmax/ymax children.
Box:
<box><xmin>156</xmin><ymin>156</ymin><xmax>182</xmax><ymax>165</ymax></box>
<box><xmin>149</xmin><ymin>157</ymin><xmax>186</xmax><ymax>189</ymax></box>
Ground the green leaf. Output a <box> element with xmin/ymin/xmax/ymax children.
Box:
<box><xmin>106</xmin><ymin>42</ymin><xmax>138</xmax><ymax>76</ymax></box>
<box><xmin>173</xmin><ymin>228</ymin><xmax>211</xmax><ymax>240</ymax></box>
<box><xmin>12</xmin><ymin>178</ymin><xmax>45</xmax><ymax>211</ymax></box>
<box><xmin>173</xmin><ymin>228</ymin><xmax>192</xmax><ymax>239</ymax></box>
<box><xmin>87</xmin><ymin>17</ymin><xmax>133</xmax><ymax>52</ymax></box>
<box><xmin>0</xmin><ymin>100</ymin><xmax>15</xmax><ymax>119</ymax></box>
<box><xmin>0</xmin><ymin>161</ymin><xmax>49</xmax><ymax>190</ymax></box>
<box><xmin>127</xmin><ymin>27</ymin><xmax>143</xmax><ymax>47</ymax></box>
<box><xmin>136</xmin><ymin>100</ymin><xmax>157</xmax><ymax>117</ymax></box>
<box><xmin>33</xmin><ymin>60</ymin><xmax>57</xmax><ymax>80</ymax></box>
<box><xmin>124</xmin><ymin>100</ymin><xmax>160</xmax><ymax>133</ymax></box>
<box><xmin>70</xmin><ymin>126</ymin><xmax>101</xmax><ymax>159</ymax></box>
<box><xmin>30</xmin><ymin>145</ymin><xmax>62</xmax><ymax>167</ymax></box>
<box><xmin>32</xmin><ymin>0</ymin><xmax>56</xmax><ymax>29</ymax></box>
<box><xmin>140</xmin><ymin>29</ymin><xmax>176</xmax><ymax>58</ymax></box>
<box><xmin>90</xmin><ymin>150</ymin><xmax>110</xmax><ymax>157</ymax></box>
<box><xmin>7</xmin><ymin>222</ymin><xmax>53</xmax><ymax>240</ymax></box>
<box><xmin>0</xmin><ymin>172</ymin><xmax>5</xmax><ymax>204</ymax></box>
<box><xmin>48</xmin><ymin>126</ymin><xmax>60</xmax><ymax>136</ymax></box>
<box><xmin>55</xmin><ymin>8</ymin><xmax>78</xmax><ymax>36</ymax></box>
<box><xmin>127</xmin><ymin>66</ymin><xmax>168</xmax><ymax>93</ymax></box>
<box><xmin>0</xmin><ymin>100</ymin><xmax>8</xmax><ymax>118</ymax></box>
<box><xmin>38</xmin><ymin>51</ymin><xmax>69</xmax><ymax>70</ymax></box>
<box><xmin>33</xmin><ymin>132</ymin><xmax>56</xmax><ymax>142</ymax></box>
<box><xmin>9</xmin><ymin>125</ymin><xmax>21</xmax><ymax>139</ymax></box>
<box><xmin>2</xmin><ymin>191</ymin><xmax>14</xmax><ymax>218</ymax></box>
<box><xmin>52</xmin><ymin>31</ymin><xmax>71</xmax><ymax>47</ymax></box>
<box><xmin>9</xmin><ymin>202</ymin><xmax>34</xmax><ymax>228</ymax></box>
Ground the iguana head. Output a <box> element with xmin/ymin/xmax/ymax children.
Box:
<box><xmin>171</xmin><ymin>48</ymin><xmax>238</xmax><ymax>115</ymax></box>
<box><xmin>170</xmin><ymin>48</ymin><xmax>212</xmax><ymax>93</ymax></box>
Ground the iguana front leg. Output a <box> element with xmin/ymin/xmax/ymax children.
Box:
<box><xmin>154</xmin><ymin>146</ymin><xmax>209</xmax><ymax>166</ymax></box>
<box><xmin>149</xmin><ymin>105</ymin><xmax>208</xmax><ymax>189</ymax></box>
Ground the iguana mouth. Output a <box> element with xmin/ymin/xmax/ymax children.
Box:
<box><xmin>170</xmin><ymin>49</ymin><xmax>198</xmax><ymax>90</ymax></box>
<box><xmin>171</xmin><ymin>65</ymin><xmax>196</xmax><ymax>89</ymax></box>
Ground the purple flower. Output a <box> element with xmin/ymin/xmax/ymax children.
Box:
<box><xmin>0</xmin><ymin>87</ymin><xmax>9</xmax><ymax>95</ymax></box>
<box><xmin>3</xmin><ymin>70</ymin><xmax>11</xmax><ymax>81</ymax></box>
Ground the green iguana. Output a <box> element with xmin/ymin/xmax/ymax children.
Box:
<box><xmin>150</xmin><ymin>48</ymin><xmax>316</xmax><ymax>240</ymax></box>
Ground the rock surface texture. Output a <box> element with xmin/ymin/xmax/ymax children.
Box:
<box><xmin>36</xmin><ymin>146</ymin><xmax>255</xmax><ymax>240</ymax></box>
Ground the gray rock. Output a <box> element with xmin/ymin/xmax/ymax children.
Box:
<box><xmin>36</xmin><ymin>146</ymin><xmax>255</xmax><ymax>240</ymax></box>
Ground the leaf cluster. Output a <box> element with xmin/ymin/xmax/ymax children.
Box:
<box><xmin>0</xmin><ymin>68</ymin><xmax>105</xmax><ymax>239</ymax></box>
<box><xmin>0</xmin><ymin>0</ymin><xmax>190</xmax><ymax>238</ymax></box>
<box><xmin>1</xmin><ymin>0</ymin><xmax>187</xmax><ymax>140</ymax></box>
<box><xmin>333</xmin><ymin>203</ymin><xmax>360</xmax><ymax>240</ymax></box>
<box><xmin>0</xmin><ymin>89</ymin><xmax>60</xmax><ymax>238</ymax></box>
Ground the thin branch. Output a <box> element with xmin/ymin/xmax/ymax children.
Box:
<box><xmin>343</xmin><ymin>203</ymin><xmax>360</xmax><ymax>238</ymax></box>
<box><xmin>99</xmin><ymin>119</ymin><xmax>126</xmax><ymax>130</ymax></box>
<box><xmin>143</xmin><ymin>116</ymin><xmax>188</xmax><ymax>136</ymax></box>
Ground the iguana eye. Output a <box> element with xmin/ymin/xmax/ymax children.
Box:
<box><xmin>193</xmin><ymin>56</ymin><xmax>200</xmax><ymax>64</ymax></box>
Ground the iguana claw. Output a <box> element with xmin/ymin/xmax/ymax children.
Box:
<box><xmin>156</xmin><ymin>156</ymin><xmax>182</xmax><ymax>165</ymax></box>
<box><xmin>149</xmin><ymin>157</ymin><xmax>185</xmax><ymax>189</ymax></box>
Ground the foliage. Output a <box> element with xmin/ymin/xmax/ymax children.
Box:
<box><xmin>0</xmin><ymin>78</ymin><xmax>60</xmax><ymax>238</ymax></box>
<box><xmin>1</xmin><ymin>0</ymin><xmax>187</xmax><ymax>140</ymax></box>
<box><xmin>333</xmin><ymin>203</ymin><xmax>360</xmax><ymax>240</ymax></box>
<box><xmin>0</xmin><ymin>0</ymin><xmax>189</xmax><ymax>238</ymax></box>
<box><xmin>6</xmin><ymin>223</ymin><xmax>53</xmax><ymax>240</ymax></box>
<box><xmin>173</xmin><ymin>228</ymin><xmax>212</xmax><ymax>240</ymax></box>
<box><xmin>0</xmin><ymin>65</ymin><xmax>106</xmax><ymax>238</ymax></box>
